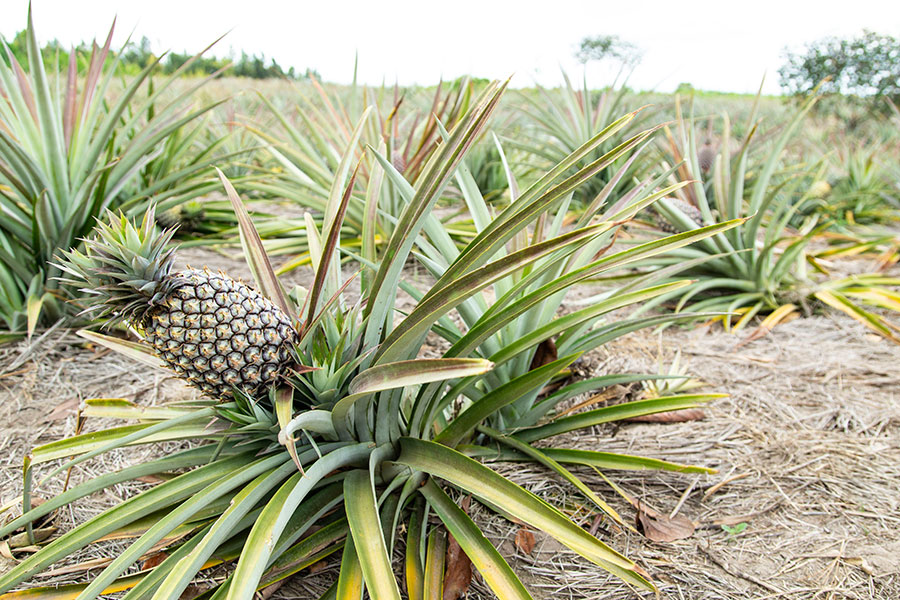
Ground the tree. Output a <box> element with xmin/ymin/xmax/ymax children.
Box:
<box><xmin>1</xmin><ymin>29</ymin><xmax>311</xmax><ymax>80</ymax></box>
<box><xmin>779</xmin><ymin>30</ymin><xmax>900</xmax><ymax>106</ymax></box>
<box><xmin>121</xmin><ymin>36</ymin><xmax>154</xmax><ymax>70</ymax></box>
<box><xmin>575</xmin><ymin>34</ymin><xmax>642</xmax><ymax>67</ymax></box>
<box><xmin>2</xmin><ymin>29</ymin><xmax>91</xmax><ymax>73</ymax></box>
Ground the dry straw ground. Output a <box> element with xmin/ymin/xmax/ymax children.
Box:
<box><xmin>1</xmin><ymin>249</ymin><xmax>898</xmax><ymax>600</ymax></box>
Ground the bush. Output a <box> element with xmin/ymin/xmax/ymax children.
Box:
<box><xmin>779</xmin><ymin>30</ymin><xmax>900</xmax><ymax>111</ymax></box>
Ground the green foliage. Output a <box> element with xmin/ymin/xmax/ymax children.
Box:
<box><xmin>161</xmin><ymin>46</ymin><xmax>317</xmax><ymax>80</ymax></box>
<box><xmin>0</xmin><ymin>84</ymin><xmax>736</xmax><ymax>600</ymax></box>
<box><xmin>779</xmin><ymin>30</ymin><xmax>900</xmax><ymax>111</ymax></box>
<box><xmin>721</xmin><ymin>522</ymin><xmax>748</xmax><ymax>535</ymax></box>
<box><xmin>0</xmin><ymin>10</ymin><xmax>225</xmax><ymax>335</ymax></box>
<box><xmin>244</xmin><ymin>75</ymin><xmax>479</xmax><ymax>269</ymax></box>
<box><xmin>57</xmin><ymin>208</ymin><xmax>177</xmax><ymax>327</ymax></box>
<box><xmin>639</xmin><ymin>94</ymin><xmax>900</xmax><ymax>341</ymax></box>
<box><xmin>805</xmin><ymin>145</ymin><xmax>900</xmax><ymax>226</ymax></box>
<box><xmin>575</xmin><ymin>34</ymin><xmax>642</xmax><ymax>66</ymax></box>
<box><xmin>1</xmin><ymin>28</ymin><xmax>92</xmax><ymax>73</ymax></box>
<box><xmin>512</xmin><ymin>69</ymin><xmax>654</xmax><ymax>207</ymax></box>
<box><xmin>3</xmin><ymin>29</ymin><xmax>317</xmax><ymax>80</ymax></box>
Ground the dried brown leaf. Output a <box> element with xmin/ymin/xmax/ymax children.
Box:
<box><xmin>44</xmin><ymin>398</ymin><xmax>79</xmax><ymax>422</ymax></box>
<box><xmin>307</xmin><ymin>559</ymin><xmax>329</xmax><ymax>574</ymax></box>
<box><xmin>141</xmin><ymin>551</ymin><xmax>169</xmax><ymax>570</ymax></box>
<box><xmin>136</xmin><ymin>474</ymin><xmax>169</xmax><ymax>484</ymax></box>
<box><xmin>626</xmin><ymin>408</ymin><xmax>706</xmax><ymax>423</ymax></box>
<box><xmin>179</xmin><ymin>584</ymin><xmax>210</xmax><ymax>600</ymax></box>
<box><xmin>43</xmin><ymin>556</ymin><xmax>113</xmax><ymax>576</ymax></box>
<box><xmin>258</xmin><ymin>580</ymin><xmax>285</xmax><ymax>599</ymax></box>
<box><xmin>7</xmin><ymin>527</ymin><xmax>56</xmax><ymax>549</ymax></box>
<box><xmin>529</xmin><ymin>338</ymin><xmax>558</xmax><ymax>371</ymax></box>
<box><xmin>845</xmin><ymin>557</ymin><xmax>876</xmax><ymax>576</ymax></box>
<box><xmin>443</xmin><ymin>496</ymin><xmax>473</xmax><ymax>600</ymax></box>
<box><xmin>514</xmin><ymin>528</ymin><xmax>536</xmax><ymax>555</ymax></box>
<box><xmin>635</xmin><ymin>501</ymin><xmax>695</xmax><ymax>542</ymax></box>
<box><xmin>0</xmin><ymin>542</ymin><xmax>14</xmax><ymax>560</ymax></box>
<box><xmin>556</xmin><ymin>385</ymin><xmax>626</xmax><ymax>418</ymax></box>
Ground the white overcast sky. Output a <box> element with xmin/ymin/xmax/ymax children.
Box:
<box><xmin>2</xmin><ymin>1</ymin><xmax>899</xmax><ymax>94</ymax></box>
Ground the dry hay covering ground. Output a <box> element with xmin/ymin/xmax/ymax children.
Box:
<box><xmin>0</xmin><ymin>250</ymin><xmax>898</xmax><ymax>600</ymax></box>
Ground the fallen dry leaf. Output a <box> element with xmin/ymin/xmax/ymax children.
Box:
<box><xmin>258</xmin><ymin>580</ymin><xmax>285</xmax><ymax>599</ymax></box>
<box><xmin>179</xmin><ymin>584</ymin><xmax>210</xmax><ymax>600</ymax></box>
<box><xmin>625</xmin><ymin>408</ymin><xmax>706</xmax><ymax>423</ymax></box>
<box><xmin>43</xmin><ymin>556</ymin><xmax>114</xmax><ymax>576</ymax></box>
<box><xmin>307</xmin><ymin>559</ymin><xmax>329</xmax><ymax>574</ymax></box>
<box><xmin>514</xmin><ymin>528</ymin><xmax>536</xmax><ymax>555</ymax></box>
<box><xmin>44</xmin><ymin>398</ymin><xmax>80</xmax><ymax>422</ymax></box>
<box><xmin>635</xmin><ymin>501</ymin><xmax>695</xmax><ymax>542</ymax></box>
<box><xmin>7</xmin><ymin>526</ymin><xmax>56</xmax><ymax>549</ymax></box>
<box><xmin>529</xmin><ymin>337</ymin><xmax>558</xmax><ymax>371</ymax></box>
<box><xmin>136</xmin><ymin>474</ymin><xmax>169</xmax><ymax>485</ymax></box>
<box><xmin>556</xmin><ymin>386</ymin><xmax>626</xmax><ymax>418</ymax></box>
<box><xmin>845</xmin><ymin>556</ymin><xmax>876</xmax><ymax>576</ymax></box>
<box><xmin>18</xmin><ymin>495</ymin><xmax>51</xmax><ymax>526</ymax></box>
<box><xmin>443</xmin><ymin>496</ymin><xmax>473</xmax><ymax>600</ymax></box>
<box><xmin>141</xmin><ymin>551</ymin><xmax>169</xmax><ymax>570</ymax></box>
<box><xmin>843</xmin><ymin>540</ymin><xmax>900</xmax><ymax>576</ymax></box>
<box><xmin>0</xmin><ymin>542</ymin><xmax>14</xmax><ymax>560</ymax></box>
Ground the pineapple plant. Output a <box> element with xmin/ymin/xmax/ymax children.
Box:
<box><xmin>635</xmin><ymin>94</ymin><xmax>900</xmax><ymax>341</ymax></box>
<box><xmin>0</xmin><ymin>10</ymin><xmax>231</xmax><ymax>337</ymax></box>
<box><xmin>59</xmin><ymin>210</ymin><xmax>297</xmax><ymax>400</ymax></box>
<box><xmin>155</xmin><ymin>200</ymin><xmax>208</xmax><ymax>233</ymax></box>
<box><xmin>1</xmin><ymin>83</ymin><xmax>739</xmax><ymax>600</ymax></box>
<box><xmin>513</xmin><ymin>69</ymin><xmax>655</xmax><ymax>207</ymax></box>
<box><xmin>243</xmin><ymin>74</ymin><xmax>478</xmax><ymax>271</ymax></box>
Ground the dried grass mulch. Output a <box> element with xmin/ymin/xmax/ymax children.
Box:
<box><xmin>1</xmin><ymin>295</ymin><xmax>898</xmax><ymax>599</ymax></box>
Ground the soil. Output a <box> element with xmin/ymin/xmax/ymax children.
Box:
<box><xmin>1</xmin><ymin>249</ymin><xmax>898</xmax><ymax>600</ymax></box>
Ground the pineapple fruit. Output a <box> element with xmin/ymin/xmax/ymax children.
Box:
<box><xmin>60</xmin><ymin>209</ymin><xmax>297</xmax><ymax>401</ymax></box>
<box><xmin>651</xmin><ymin>197</ymin><xmax>703</xmax><ymax>233</ymax></box>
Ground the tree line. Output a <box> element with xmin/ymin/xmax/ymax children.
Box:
<box><xmin>2</xmin><ymin>31</ymin><xmax>318</xmax><ymax>80</ymax></box>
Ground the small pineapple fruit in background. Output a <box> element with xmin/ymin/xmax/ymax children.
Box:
<box><xmin>697</xmin><ymin>140</ymin><xmax>717</xmax><ymax>174</ymax></box>
<box><xmin>156</xmin><ymin>200</ymin><xmax>207</xmax><ymax>234</ymax></box>
<box><xmin>59</xmin><ymin>209</ymin><xmax>297</xmax><ymax>401</ymax></box>
<box><xmin>809</xmin><ymin>180</ymin><xmax>832</xmax><ymax>199</ymax></box>
<box><xmin>697</xmin><ymin>119</ymin><xmax>717</xmax><ymax>175</ymax></box>
<box><xmin>651</xmin><ymin>197</ymin><xmax>703</xmax><ymax>233</ymax></box>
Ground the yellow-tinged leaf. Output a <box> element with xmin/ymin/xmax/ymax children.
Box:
<box><xmin>82</xmin><ymin>399</ymin><xmax>195</xmax><ymax>421</ymax></box>
<box><xmin>0</xmin><ymin>575</ymin><xmax>143</xmax><ymax>600</ymax></box>
<box><xmin>759</xmin><ymin>303</ymin><xmax>798</xmax><ymax>329</ymax></box>
<box><xmin>216</xmin><ymin>168</ymin><xmax>295</xmax><ymax>321</ymax></box>
<box><xmin>400</xmin><ymin>439</ymin><xmax>649</xmax><ymax>587</ymax></box>
<box><xmin>274</xmin><ymin>387</ymin><xmax>303</xmax><ymax>474</ymax></box>
<box><xmin>76</xmin><ymin>330</ymin><xmax>164</xmax><ymax>370</ymax></box>
<box><xmin>420</xmin><ymin>480</ymin><xmax>533</xmax><ymax>600</ymax></box>
<box><xmin>815</xmin><ymin>290</ymin><xmax>900</xmax><ymax>344</ymax></box>
<box><xmin>26</xmin><ymin>294</ymin><xmax>44</xmax><ymax>340</ymax></box>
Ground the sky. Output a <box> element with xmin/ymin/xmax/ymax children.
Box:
<box><xmin>1</xmin><ymin>1</ymin><xmax>899</xmax><ymax>94</ymax></box>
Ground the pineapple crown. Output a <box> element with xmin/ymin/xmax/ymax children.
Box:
<box><xmin>57</xmin><ymin>207</ymin><xmax>179</xmax><ymax>327</ymax></box>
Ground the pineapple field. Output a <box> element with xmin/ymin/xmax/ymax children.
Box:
<box><xmin>1</xmin><ymin>9</ymin><xmax>899</xmax><ymax>600</ymax></box>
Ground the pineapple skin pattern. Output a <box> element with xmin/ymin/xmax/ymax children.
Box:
<box><xmin>654</xmin><ymin>197</ymin><xmax>702</xmax><ymax>233</ymax></box>
<box><xmin>144</xmin><ymin>269</ymin><xmax>296</xmax><ymax>400</ymax></box>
